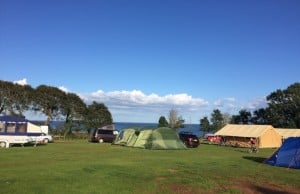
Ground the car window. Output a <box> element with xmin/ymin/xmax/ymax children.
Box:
<box><xmin>97</xmin><ymin>130</ymin><xmax>114</xmax><ymax>135</ymax></box>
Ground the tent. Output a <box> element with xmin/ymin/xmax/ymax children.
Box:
<box><xmin>214</xmin><ymin>124</ymin><xmax>282</xmax><ymax>148</ymax></box>
<box><xmin>113</xmin><ymin>127</ymin><xmax>140</xmax><ymax>146</ymax></box>
<box><xmin>113</xmin><ymin>127</ymin><xmax>187</xmax><ymax>150</ymax></box>
<box><xmin>275</xmin><ymin>128</ymin><xmax>300</xmax><ymax>140</ymax></box>
<box><xmin>264</xmin><ymin>137</ymin><xmax>300</xmax><ymax>169</ymax></box>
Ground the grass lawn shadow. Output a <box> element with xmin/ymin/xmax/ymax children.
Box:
<box><xmin>243</xmin><ymin>156</ymin><xmax>267</xmax><ymax>163</ymax></box>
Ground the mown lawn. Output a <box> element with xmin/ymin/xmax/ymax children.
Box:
<box><xmin>0</xmin><ymin>140</ymin><xmax>299</xmax><ymax>194</ymax></box>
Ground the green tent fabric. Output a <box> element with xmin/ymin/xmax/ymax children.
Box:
<box><xmin>126</xmin><ymin>130</ymin><xmax>139</xmax><ymax>146</ymax></box>
<box><xmin>113</xmin><ymin>127</ymin><xmax>186</xmax><ymax>150</ymax></box>
<box><xmin>132</xmin><ymin>129</ymin><xmax>153</xmax><ymax>148</ymax></box>
<box><xmin>113</xmin><ymin>128</ymin><xmax>137</xmax><ymax>146</ymax></box>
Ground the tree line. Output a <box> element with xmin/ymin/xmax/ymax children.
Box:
<box><xmin>2</xmin><ymin>80</ymin><xmax>299</xmax><ymax>135</ymax></box>
<box><xmin>158</xmin><ymin>108</ymin><xmax>184</xmax><ymax>129</ymax></box>
<box><xmin>200</xmin><ymin>82</ymin><xmax>300</xmax><ymax>133</ymax></box>
<box><xmin>0</xmin><ymin>80</ymin><xmax>113</xmax><ymax>136</ymax></box>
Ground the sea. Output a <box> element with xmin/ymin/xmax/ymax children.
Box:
<box><xmin>48</xmin><ymin>121</ymin><xmax>204</xmax><ymax>137</ymax></box>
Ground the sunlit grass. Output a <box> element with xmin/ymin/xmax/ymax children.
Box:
<box><xmin>0</xmin><ymin>140</ymin><xmax>299</xmax><ymax>194</ymax></box>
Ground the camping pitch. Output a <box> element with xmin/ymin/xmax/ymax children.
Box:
<box><xmin>264</xmin><ymin>137</ymin><xmax>300</xmax><ymax>169</ymax></box>
<box><xmin>113</xmin><ymin>127</ymin><xmax>187</xmax><ymax>150</ymax></box>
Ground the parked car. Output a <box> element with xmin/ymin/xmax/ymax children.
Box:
<box><xmin>30</xmin><ymin>133</ymin><xmax>54</xmax><ymax>144</ymax></box>
<box><xmin>89</xmin><ymin>129</ymin><xmax>117</xmax><ymax>143</ymax></box>
<box><xmin>204</xmin><ymin>134</ymin><xmax>222</xmax><ymax>143</ymax></box>
<box><xmin>178</xmin><ymin>132</ymin><xmax>200</xmax><ymax>148</ymax></box>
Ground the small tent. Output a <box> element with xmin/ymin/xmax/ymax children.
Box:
<box><xmin>214</xmin><ymin>124</ymin><xmax>282</xmax><ymax>148</ymax></box>
<box><xmin>113</xmin><ymin>127</ymin><xmax>187</xmax><ymax>150</ymax></box>
<box><xmin>264</xmin><ymin>137</ymin><xmax>300</xmax><ymax>169</ymax></box>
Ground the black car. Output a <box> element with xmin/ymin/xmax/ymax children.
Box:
<box><xmin>89</xmin><ymin>129</ymin><xmax>117</xmax><ymax>143</ymax></box>
<box><xmin>178</xmin><ymin>132</ymin><xmax>200</xmax><ymax>148</ymax></box>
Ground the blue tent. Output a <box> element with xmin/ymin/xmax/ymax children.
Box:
<box><xmin>264</xmin><ymin>137</ymin><xmax>300</xmax><ymax>169</ymax></box>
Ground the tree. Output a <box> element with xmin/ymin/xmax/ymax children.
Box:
<box><xmin>200</xmin><ymin>116</ymin><xmax>210</xmax><ymax>132</ymax></box>
<box><xmin>12</xmin><ymin>84</ymin><xmax>35</xmax><ymax>117</ymax></box>
<box><xmin>210</xmin><ymin>109</ymin><xmax>225</xmax><ymax>132</ymax></box>
<box><xmin>230</xmin><ymin>115</ymin><xmax>240</xmax><ymax>124</ymax></box>
<box><xmin>230</xmin><ymin>110</ymin><xmax>252</xmax><ymax>124</ymax></box>
<box><xmin>34</xmin><ymin>85</ymin><xmax>67</xmax><ymax>125</ymax></box>
<box><xmin>0</xmin><ymin>80</ymin><xmax>34</xmax><ymax>117</ymax></box>
<box><xmin>83</xmin><ymin>101</ymin><xmax>113</xmax><ymax>132</ymax></box>
<box><xmin>61</xmin><ymin>93</ymin><xmax>87</xmax><ymax>139</ymax></box>
<box><xmin>266</xmin><ymin>82</ymin><xmax>300</xmax><ymax>128</ymax></box>
<box><xmin>62</xmin><ymin>93</ymin><xmax>86</xmax><ymax>123</ymax></box>
<box><xmin>158</xmin><ymin>116</ymin><xmax>168</xmax><ymax>127</ymax></box>
<box><xmin>239</xmin><ymin>109</ymin><xmax>252</xmax><ymax>124</ymax></box>
<box><xmin>168</xmin><ymin>108</ymin><xmax>184</xmax><ymax>129</ymax></box>
<box><xmin>222</xmin><ymin>112</ymin><xmax>232</xmax><ymax>125</ymax></box>
<box><xmin>252</xmin><ymin>108</ymin><xmax>268</xmax><ymax>124</ymax></box>
<box><xmin>0</xmin><ymin>80</ymin><xmax>14</xmax><ymax>114</ymax></box>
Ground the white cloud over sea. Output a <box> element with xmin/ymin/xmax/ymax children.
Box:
<box><xmin>79</xmin><ymin>90</ymin><xmax>268</xmax><ymax>123</ymax></box>
<box><xmin>79</xmin><ymin>90</ymin><xmax>210</xmax><ymax>122</ymax></box>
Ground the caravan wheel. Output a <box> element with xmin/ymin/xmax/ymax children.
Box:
<box><xmin>0</xmin><ymin>141</ymin><xmax>8</xmax><ymax>148</ymax></box>
<box><xmin>0</xmin><ymin>142</ymin><xmax>6</xmax><ymax>148</ymax></box>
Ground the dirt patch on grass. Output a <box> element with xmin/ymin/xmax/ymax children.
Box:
<box><xmin>226</xmin><ymin>180</ymin><xmax>300</xmax><ymax>194</ymax></box>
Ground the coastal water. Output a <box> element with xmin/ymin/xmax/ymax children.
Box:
<box><xmin>49</xmin><ymin>121</ymin><xmax>204</xmax><ymax>137</ymax></box>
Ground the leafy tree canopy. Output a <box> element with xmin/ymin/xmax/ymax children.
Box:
<box><xmin>83</xmin><ymin>101</ymin><xmax>113</xmax><ymax>130</ymax></box>
<box><xmin>210</xmin><ymin>109</ymin><xmax>225</xmax><ymax>132</ymax></box>
<box><xmin>200</xmin><ymin>116</ymin><xmax>210</xmax><ymax>132</ymax></box>
<box><xmin>266</xmin><ymin>82</ymin><xmax>300</xmax><ymax>128</ymax></box>
<box><xmin>158</xmin><ymin>116</ymin><xmax>169</xmax><ymax>127</ymax></box>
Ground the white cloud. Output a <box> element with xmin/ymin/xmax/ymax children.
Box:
<box><xmin>213</xmin><ymin>99</ymin><xmax>222</xmax><ymax>106</ymax></box>
<box><xmin>19</xmin><ymin>78</ymin><xmax>268</xmax><ymax>123</ymax></box>
<box><xmin>13</xmin><ymin>78</ymin><xmax>28</xmax><ymax>86</ymax></box>
<box><xmin>224</xmin><ymin>97</ymin><xmax>235</xmax><ymax>102</ymax></box>
<box><xmin>79</xmin><ymin>90</ymin><xmax>209</xmax><ymax>122</ymax></box>
<box><xmin>241</xmin><ymin>97</ymin><xmax>267</xmax><ymax>110</ymax></box>
<box><xmin>80</xmin><ymin>90</ymin><xmax>208</xmax><ymax>108</ymax></box>
<box><xmin>58</xmin><ymin>86</ymin><xmax>69</xmax><ymax>93</ymax></box>
<box><xmin>213</xmin><ymin>98</ymin><xmax>236</xmax><ymax>108</ymax></box>
<box><xmin>79</xmin><ymin>90</ymin><xmax>269</xmax><ymax>122</ymax></box>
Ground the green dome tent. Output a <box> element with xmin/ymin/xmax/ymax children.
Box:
<box><xmin>113</xmin><ymin>127</ymin><xmax>187</xmax><ymax>150</ymax></box>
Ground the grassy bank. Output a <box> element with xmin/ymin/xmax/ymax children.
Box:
<box><xmin>0</xmin><ymin>141</ymin><xmax>299</xmax><ymax>194</ymax></box>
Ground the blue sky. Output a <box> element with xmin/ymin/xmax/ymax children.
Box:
<box><xmin>1</xmin><ymin>0</ymin><xmax>299</xmax><ymax>123</ymax></box>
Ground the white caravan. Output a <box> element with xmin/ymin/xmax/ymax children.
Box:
<box><xmin>0</xmin><ymin>116</ymin><xmax>46</xmax><ymax>148</ymax></box>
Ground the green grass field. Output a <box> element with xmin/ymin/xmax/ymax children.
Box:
<box><xmin>1</xmin><ymin>141</ymin><xmax>299</xmax><ymax>194</ymax></box>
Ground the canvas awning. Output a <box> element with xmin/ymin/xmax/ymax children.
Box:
<box><xmin>275</xmin><ymin>128</ymin><xmax>300</xmax><ymax>139</ymax></box>
<box><xmin>214</xmin><ymin>124</ymin><xmax>274</xmax><ymax>138</ymax></box>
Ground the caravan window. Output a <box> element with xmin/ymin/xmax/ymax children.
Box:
<box><xmin>6</xmin><ymin>123</ymin><xmax>16</xmax><ymax>133</ymax></box>
<box><xmin>0</xmin><ymin>122</ymin><xmax>5</xmax><ymax>133</ymax></box>
<box><xmin>16</xmin><ymin>123</ymin><xmax>26</xmax><ymax>133</ymax></box>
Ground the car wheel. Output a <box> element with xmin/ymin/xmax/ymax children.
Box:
<box><xmin>99</xmin><ymin>139</ymin><xmax>104</xmax><ymax>143</ymax></box>
<box><xmin>44</xmin><ymin>138</ymin><xmax>49</xmax><ymax>144</ymax></box>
